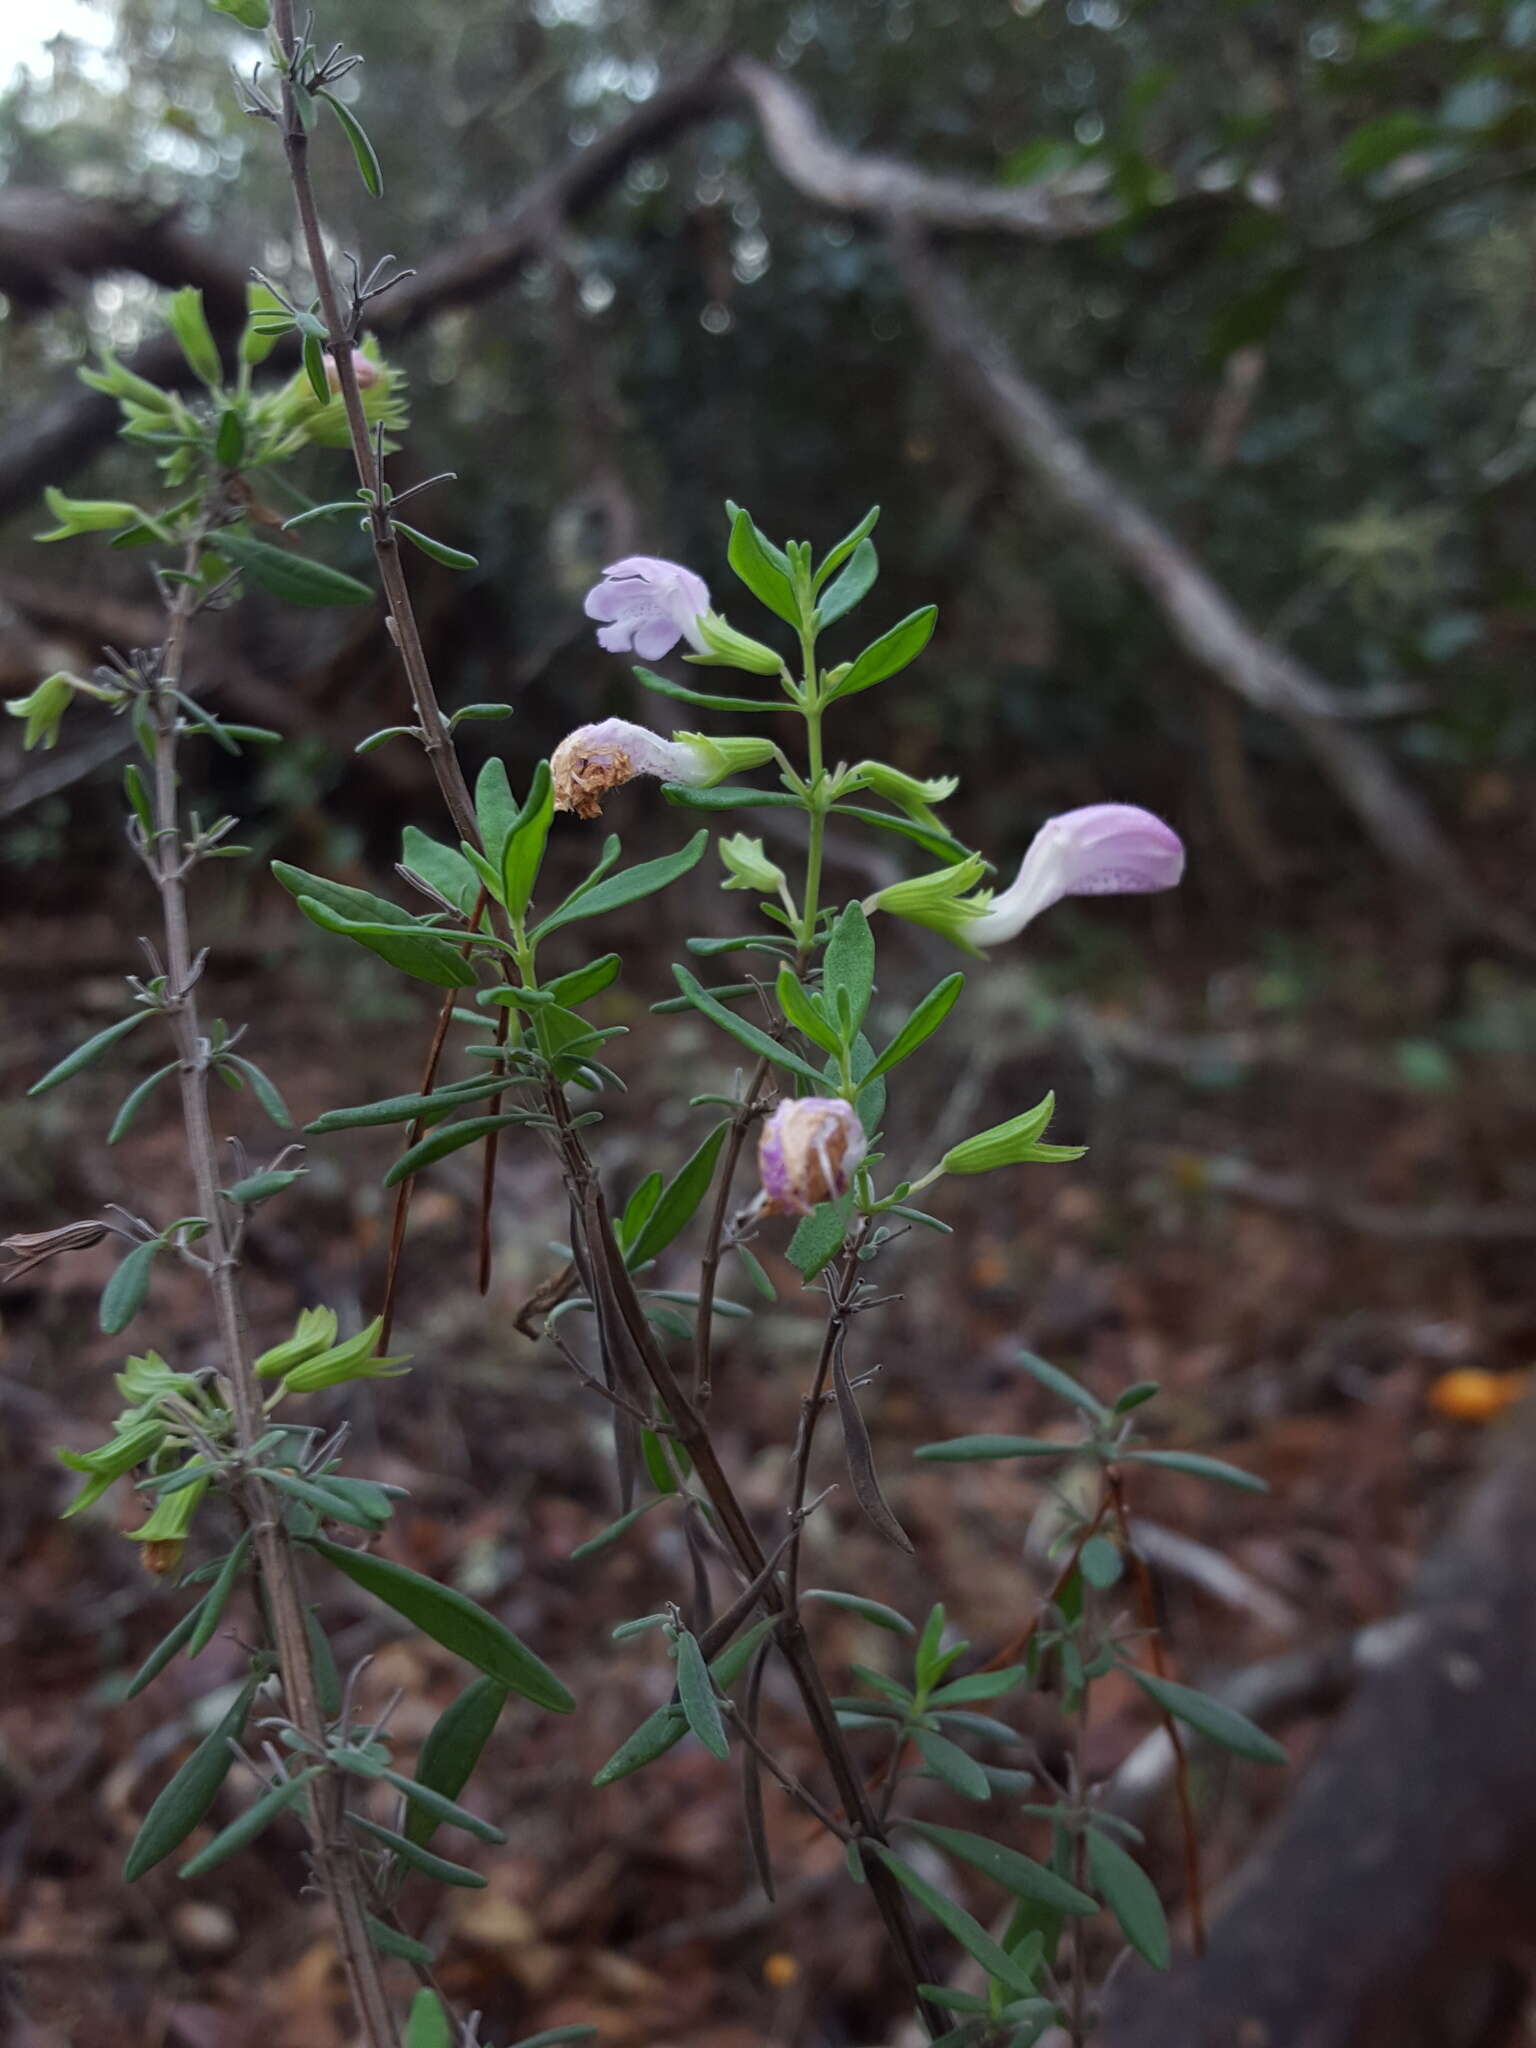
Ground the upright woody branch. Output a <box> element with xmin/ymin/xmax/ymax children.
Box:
<box><xmin>146</xmin><ymin>543</ymin><xmax>400</xmax><ymax>2048</ymax></box>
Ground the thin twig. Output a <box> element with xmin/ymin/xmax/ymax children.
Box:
<box><xmin>1108</xmin><ymin>1469</ymin><xmax>1206</xmax><ymax>1954</ymax></box>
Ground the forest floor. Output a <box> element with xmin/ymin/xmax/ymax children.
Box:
<box><xmin>4</xmin><ymin>845</ymin><xmax>1536</xmax><ymax>2048</ymax></box>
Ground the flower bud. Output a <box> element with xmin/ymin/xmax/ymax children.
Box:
<box><xmin>326</xmin><ymin>347</ymin><xmax>380</xmax><ymax>393</ymax></box>
<box><xmin>690</xmin><ymin>610</ymin><xmax>787</xmax><ymax>677</ymax></box>
<box><xmin>719</xmin><ymin>834</ymin><xmax>786</xmax><ymax>896</ymax></box>
<box><xmin>757</xmin><ymin>1097</ymin><xmax>867</xmax><ymax>1217</ymax></box>
<box><xmin>673</xmin><ymin>730</ymin><xmax>779</xmax><ymax>784</ymax></box>
<box><xmin>4</xmin><ymin>673</ymin><xmax>78</xmax><ymax>752</ymax></box>
<box><xmin>280</xmin><ymin>1314</ymin><xmax>410</xmax><ymax>1394</ymax></box>
<box><xmin>255</xmin><ymin>1305</ymin><xmax>340</xmax><ymax>1379</ymax></box>
<box><xmin>128</xmin><ymin>1473</ymin><xmax>209</xmax><ymax>1573</ymax></box>
<box><xmin>847</xmin><ymin>761</ymin><xmax>959</xmax><ymax>831</ymax></box>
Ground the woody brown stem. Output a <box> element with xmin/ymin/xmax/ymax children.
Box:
<box><xmin>149</xmin><ymin>549</ymin><xmax>399</xmax><ymax>2048</ymax></box>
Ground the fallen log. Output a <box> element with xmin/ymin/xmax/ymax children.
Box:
<box><xmin>1100</xmin><ymin>1392</ymin><xmax>1536</xmax><ymax>2048</ymax></box>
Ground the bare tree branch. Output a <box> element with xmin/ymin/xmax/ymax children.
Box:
<box><xmin>885</xmin><ymin>222</ymin><xmax>1535</xmax><ymax>953</ymax></box>
<box><xmin>728</xmin><ymin>55</ymin><xmax>1110</xmax><ymax>238</ymax></box>
<box><xmin>0</xmin><ymin>190</ymin><xmax>249</xmax><ymax>317</ymax></box>
<box><xmin>0</xmin><ymin>53</ymin><xmax>1113</xmax><ymax>522</ymax></box>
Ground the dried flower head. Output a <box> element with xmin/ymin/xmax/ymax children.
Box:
<box><xmin>757</xmin><ymin>1097</ymin><xmax>867</xmax><ymax>1217</ymax></box>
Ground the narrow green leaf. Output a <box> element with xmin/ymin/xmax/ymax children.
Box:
<box><xmin>626</xmin><ymin>1122</ymin><xmax>728</xmax><ymax>1267</ymax></box>
<box><xmin>802</xmin><ymin>1588</ymin><xmax>914</xmax><ymax>1636</ymax></box>
<box><xmin>108</xmin><ymin>1062</ymin><xmax>178</xmax><ymax>1144</ymax></box>
<box><xmin>928</xmin><ymin>1667</ymin><xmax>1027</xmax><ymax>1706</ymax></box>
<box><xmin>123</xmin><ymin>1596</ymin><xmax>209</xmax><ymax>1699</ymax></box>
<box><xmin>187</xmin><ymin>1532</ymin><xmax>252</xmax><ymax>1658</ymax></box>
<box><xmin>533</xmin><ymin>832</ymin><xmax>709</xmax><ymax>941</ymax></box>
<box><xmin>223</xmin><ymin>1168</ymin><xmax>302</xmax><ymax>1206</ymax></box>
<box><xmin>509</xmin><ymin>2030</ymin><xmax>598</xmax><ymax>2047</ymax></box>
<box><xmin>903</xmin><ymin>1821</ymin><xmax>1097</xmax><ymax>1915</ymax></box>
<box><xmin>305</xmin><ymin>1077</ymin><xmax>510</xmax><ymax>1133</ymax></box>
<box><xmin>309</xmin><ymin>1536</ymin><xmax>574</xmax><ymax>1712</ymax></box>
<box><xmin>30</xmin><ymin>1010</ymin><xmax>151</xmax><ymax>1096</ymax></box>
<box><xmin>349</xmin><ymin>1813</ymin><xmax>486</xmax><ymax>1887</ymax></box>
<box><xmin>401</xmin><ymin>825</ymin><xmax>480</xmax><ymax>916</ymax></box>
<box><xmin>374</xmin><ymin>1766</ymin><xmax>505</xmax><ymax>1843</ymax></box>
<box><xmin>168</xmin><ymin>286</ymin><xmax>222</xmax><ymax>388</ymax></box>
<box><xmin>262</xmin><ymin>1468</ymin><xmax>389</xmax><ymax>1532</ymax></box>
<box><xmin>548</xmin><ymin>953</ymin><xmax>621</xmax><ymax>1009</ymax></box>
<box><xmin>732</xmin><ymin>1242</ymin><xmax>776</xmax><ymax>1300</ymax></box>
<box><xmin>318</xmin><ymin>87</ymin><xmax>383</xmax><ymax>195</ymax></box>
<box><xmin>912</xmin><ymin>1728</ymin><xmax>991</xmax><ymax>1801</ymax></box>
<box><xmin>914</xmin><ymin>1436</ymin><xmax>1073</xmax><ymax>1464</ymax></box>
<box><xmin>823</xmin><ymin>901</ymin><xmax>875</xmax><ymax>1035</ymax></box>
<box><xmin>728</xmin><ymin>507</ymin><xmax>800</xmax><ymax>626</ymax></box>
<box><xmin>215</xmin><ymin>408</ymin><xmax>244</xmax><ymax>467</ymax></box>
<box><xmin>671</xmin><ymin>966</ymin><xmax>826</xmax><ymax>1088</ymax></box>
<box><xmin>813</xmin><ymin>506</ymin><xmax>879</xmax><ymax>590</ymax></box>
<box><xmin>381</xmin><ymin>1113</ymin><xmax>539</xmax><ymax>1189</ymax></box>
<box><xmin>570</xmin><ymin>1496</ymin><xmax>667</xmax><ymax>1563</ymax></box>
<box><xmin>865</xmin><ymin>972</ymin><xmax>964</xmax><ymax>1084</ymax></box>
<box><xmin>404</xmin><ymin>1988</ymin><xmax>452</xmax><ymax>2048</ymax></box>
<box><xmin>633</xmin><ymin>665</ymin><xmax>783</xmax><ymax>714</ymax></box>
<box><xmin>293</xmin><ymin>894</ymin><xmax>475</xmax><ymax>989</ymax></box>
<box><xmin>124</xmin><ymin>1676</ymin><xmax>258</xmax><ymax>1880</ymax></box>
<box><xmin>775</xmin><ymin>965</ymin><xmax>842</xmax><ymax>1055</ymax></box>
<box><xmin>365</xmin><ymin>1915</ymin><xmax>434</xmax><ymax>1966</ymax></box>
<box><xmin>1124</xmin><ymin>1667</ymin><xmax>1287</xmax><ymax>1765</ymax></box>
<box><xmin>1016</xmin><ymin>1351</ymin><xmax>1108</xmax><ymax>1421</ymax></box>
<box><xmin>475</xmin><ymin>757</ymin><xmax>517</xmax><ymax>867</ymax></box>
<box><xmin>868</xmin><ymin>1845</ymin><xmax>1042</xmax><ymax>1999</ymax></box>
<box><xmin>817</xmin><ymin>537</ymin><xmax>878</xmax><ymax>626</ymax></box>
<box><xmin>675</xmin><ymin>1630</ymin><xmax>730</xmax><ymax>1761</ymax></box>
<box><xmin>591</xmin><ymin>1702</ymin><xmax>688</xmax><ymax>1786</ymax></box>
<box><xmin>829</xmin><ymin>605</ymin><xmax>937</xmax><ymax>698</ymax></box>
<box><xmin>394</xmin><ymin>521</ymin><xmax>477</xmax><ymax>571</ymax></box>
<box><xmin>405</xmin><ymin>1677</ymin><xmax>509</xmax><ymax>1847</ymax></box>
<box><xmin>216</xmin><ymin>528</ymin><xmax>374</xmax><ymax>608</ymax></box>
<box><xmin>1120</xmin><ymin>1449</ymin><xmax>1267</xmax><ymax>1494</ymax></box>
<box><xmin>1085</xmin><ymin>1826</ymin><xmax>1171</xmax><ymax>1969</ymax></box>
<box><xmin>302</xmin><ymin>329</ymin><xmax>330</xmax><ymax>404</ymax></box>
<box><xmin>221</xmin><ymin>1055</ymin><xmax>294</xmax><ymax>1129</ymax></box>
<box><xmin>100</xmin><ymin>1239</ymin><xmax>161</xmax><ymax>1335</ymax></box>
<box><xmin>502</xmin><ymin>761</ymin><xmax>553</xmax><ymax>920</ymax></box>
<box><xmin>661</xmin><ymin>783</ymin><xmax>800</xmax><ymax>813</ymax></box>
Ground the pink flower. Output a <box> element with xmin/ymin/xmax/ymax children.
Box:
<box><xmin>757</xmin><ymin>1098</ymin><xmax>867</xmax><ymax>1217</ymax></box>
<box><xmin>965</xmin><ymin>803</ymin><xmax>1184</xmax><ymax>946</ymax></box>
<box><xmin>584</xmin><ymin>556</ymin><xmax>711</xmax><ymax>660</ymax></box>
<box><xmin>325</xmin><ymin>347</ymin><xmax>380</xmax><ymax>393</ymax></box>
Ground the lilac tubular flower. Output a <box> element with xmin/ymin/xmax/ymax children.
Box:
<box><xmin>965</xmin><ymin>803</ymin><xmax>1184</xmax><ymax>946</ymax></box>
<box><xmin>584</xmin><ymin>555</ymin><xmax>711</xmax><ymax>660</ymax></box>
<box><xmin>757</xmin><ymin>1097</ymin><xmax>867</xmax><ymax>1218</ymax></box>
